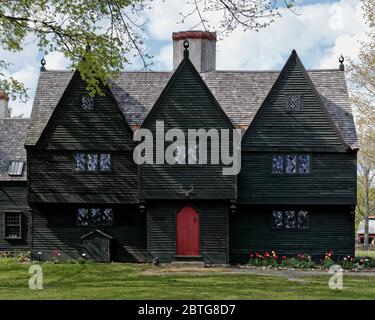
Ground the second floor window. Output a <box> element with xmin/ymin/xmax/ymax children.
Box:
<box><xmin>74</xmin><ymin>153</ymin><xmax>111</xmax><ymax>173</ymax></box>
<box><xmin>77</xmin><ymin>208</ymin><xmax>113</xmax><ymax>226</ymax></box>
<box><xmin>272</xmin><ymin>210</ymin><xmax>309</xmax><ymax>229</ymax></box>
<box><xmin>272</xmin><ymin>154</ymin><xmax>310</xmax><ymax>175</ymax></box>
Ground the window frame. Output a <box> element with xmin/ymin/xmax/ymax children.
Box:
<box><xmin>4</xmin><ymin>211</ymin><xmax>22</xmax><ymax>240</ymax></box>
<box><xmin>8</xmin><ymin>160</ymin><xmax>25</xmax><ymax>176</ymax></box>
<box><xmin>76</xmin><ymin>208</ymin><xmax>114</xmax><ymax>227</ymax></box>
<box><xmin>270</xmin><ymin>209</ymin><xmax>310</xmax><ymax>231</ymax></box>
<box><xmin>81</xmin><ymin>95</ymin><xmax>95</xmax><ymax>111</ymax></box>
<box><xmin>285</xmin><ymin>94</ymin><xmax>302</xmax><ymax>112</ymax></box>
<box><xmin>271</xmin><ymin>154</ymin><xmax>312</xmax><ymax>176</ymax></box>
<box><xmin>73</xmin><ymin>152</ymin><xmax>113</xmax><ymax>174</ymax></box>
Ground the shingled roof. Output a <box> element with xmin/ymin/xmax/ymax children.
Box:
<box><xmin>0</xmin><ymin>118</ymin><xmax>29</xmax><ymax>181</ymax></box>
<box><xmin>25</xmin><ymin>68</ymin><xmax>358</xmax><ymax>149</ymax></box>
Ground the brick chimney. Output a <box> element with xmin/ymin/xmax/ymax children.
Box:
<box><xmin>173</xmin><ymin>31</ymin><xmax>217</xmax><ymax>72</ymax></box>
<box><xmin>0</xmin><ymin>91</ymin><xmax>9</xmax><ymax>118</ymax></box>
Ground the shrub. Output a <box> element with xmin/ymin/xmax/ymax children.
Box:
<box><xmin>340</xmin><ymin>256</ymin><xmax>356</xmax><ymax>270</ymax></box>
<box><xmin>281</xmin><ymin>253</ymin><xmax>315</xmax><ymax>269</ymax></box>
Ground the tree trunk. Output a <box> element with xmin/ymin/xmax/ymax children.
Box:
<box><xmin>364</xmin><ymin>175</ymin><xmax>370</xmax><ymax>249</ymax></box>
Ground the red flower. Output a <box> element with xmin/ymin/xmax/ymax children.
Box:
<box><xmin>282</xmin><ymin>256</ymin><xmax>286</xmax><ymax>260</ymax></box>
<box><xmin>274</xmin><ymin>255</ymin><xmax>278</xmax><ymax>260</ymax></box>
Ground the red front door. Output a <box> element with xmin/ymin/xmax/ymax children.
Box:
<box><xmin>176</xmin><ymin>206</ymin><xmax>200</xmax><ymax>256</ymax></box>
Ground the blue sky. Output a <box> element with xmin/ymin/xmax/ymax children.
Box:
<box><xmin>1</xmin><ymin>0</ymin><xmax>367</xmax><ymax>117</ymax></box>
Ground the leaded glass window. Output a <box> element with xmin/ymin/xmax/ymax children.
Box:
<box><xmin>188</xmin><ymin>144</ymin><xmax>198</xmax><ymax>164</ymax></box>
<box><xmin>77</xmin><ymin>208</ymin><xmax>89</xmax><ymax>226</ymax></box>
<box><xmin>298</xmin><ymin>155</ymin><xmax>310</xmax><ymax>174</ymax></box>
<box><xmin>285</xmin><ymin>211</ymin><xmax>296</xmax><ymax>228</ymax></box>
<box><xmin>100</xmin><ymin>154</ymin><xmax>111</xmax><ymax>172</ymax></box>
<box><xmin>287</xmin><ymin>95</ymin><xmax>301</xmax><ymax>111</ymax></box>
<box><xmin>102</xmin><ymin>208</ymin><xmax>113</xmax><ymax>226</ymax></box>
<box><xmin>272</xmin><ymin>211</ymin><xmax>283</xmax><ymax>228</ymax></box>
<box><xmin>82</xmin><ymin>95</ymin><xmax>94</xmax><ymax>111</ymax></box>
<box><xmin>87</xmin><ymin>154</ymin><xmax>98</xmax><ymax>172</ymax></box>
<box><xmin>90</xmin><ymin>208</ymin><xmax>102</xmax><ymax>225</ymax></box>
<box><xmin>286</xmin><ymin>155</ymin><xmax>297</xmax><ymax>174</ymax></box>
<box><xmin>272</xmin><ymin>155</ymin><xmax>284</xmax><ymax>174</ymax></box>
<box><xmin>4</xmin><ymin>213</ymin><xmax>22</xmax><ymax>239</ymax></box>
<box><xmin>298</xmin><ymin>211</ymin><xmax>309</xmax><ymax>228</ymax></box>
<box><xmin>74</xmin><ymin>153</ymin><xmax>86</xmax><ymax>172</ymax></box>
<box><xmin>174</xmin><ymin>143</ymin><xmax>186</xmax><ymax>164</ymax></box>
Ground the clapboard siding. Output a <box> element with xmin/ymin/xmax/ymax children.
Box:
<box><xmin>148</xmin><ymin>201</ymin><xmax>229</xmax><ymax>264</ymax></box>
<box><xmin>31</xmin><ymin>204</ymin><xmax>147</xmax><ymax>262</ymax></box>
<box><xmin>239</xmin><ymin>152</ymin><xmax>356</xmax><ymax>204</ymax></box>
<box><xmin>242</xmin><ymin>53</ymin><xmax>346</xmax><ymax>152</ymax></box>
<box><xmin>0</xmin><ymin>182</ymin><xmax>31</xmax><ymax>251</ymax></box>
<box><xmin>36</xmin><ymin>71</ymin><xmax>134</xmax><ymax>150</ymax></box>
<box><xmin>28</xmin><ymin>151</ymin><xmax>138</xmax><ymax>203</ymax></box>
<box><xmin>230</xmin><ymin>205</ymin><xmax>355</xmax><ymax>263</ymax></box>
<box><xmin>140</xmin><ymin>57</ymin><xmax>236</xmax><ymax>200</ymax></box>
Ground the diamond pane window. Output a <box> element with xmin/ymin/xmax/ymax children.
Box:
<box><xmin>174</xmin><ymin>144</ymin><xmax>186</xmax><ymax>164</ymax></box>
<box><xmin>272</xmin><ymin>211</ymin><xmax>283</xmax><ymax>228</ymax></box>
<box><xmin>82</xmin><ymin>95</ymin><xmax>94</xmax><ymax>111</ymax></box>
<box><xmin>8</xmin><ymin>161</ymin><xmax>24</xmax><ymax>176</ymax></box>
<box><xmin>286</xmin><ymin>155</ymin><xmax>297</xmax><ymax>174</ymax></box>
<box><xmin>188</xmin><ymin>144</ymin><xmax>198</xmax><ymax>164</ymax></box>
<box><xmin>90</xmin><ymin>208</ymin><xmax>102</xmax><ymax>225</ymax></box>
<box><xmin>285</xmin><ymin>211</ymin><xmax>296</xmax><ymax>228</ymax></box>
<box><xmin>87</xmin><ymin>154</ymin><xmax>98</xmax><ymax>172</ymax></box>
<box><xmin>77</xmin><ymin>208</ymin><xmax>89</xmax><ymax>226</ymax></box>
<box><xmin>74</xmin><ymin>153</ymin><xmax>86</xmax><ymax>172</ymax></box>
<box><xmin>102</xmin><ymin>208</ymin><xmax>113</xmax><ymax>226</ymax></box>
<box><xmin>298</xmin><ymin>211</ymin><xmax>309</xmax><ymax>229</ymax></box>
<box><xmin>287</xmin><ymin>95</ymin><xmax>301</xmax><ymax>111</ymax></box>
<box><xmin>4</xmin><ymin>213</ymin><xmax>22</xmax><ymax>239</ymax></box>
<box><xmin>272</xmin><ymin>155</ymin><xmax>284</xmax><ymax>174</ymax></box>
<box><xmin>299</xmin><ymin>155</ymin><xmax>310</xmax><ymax>174</ymax></box>
<box><xmin>100</xmin><ymin>154</ymin><xmax>111</xmax><ymax>172</ymax></box>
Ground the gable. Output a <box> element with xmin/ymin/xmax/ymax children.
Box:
<box><xmin>35</xmin><ymin>71</ymin><xmax>134</xmax><ymax>150</ymax></box>
<box><xmin>142</xmin><ymin>58</ymin><xmax>234</xmax><ymax>131</ymax></box>
<box><xmin>242</xmin><ymin>51</ymin><xmax>349</xmax><ymax>152</ymax></box>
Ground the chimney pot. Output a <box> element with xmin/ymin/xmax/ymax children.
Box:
<box><xmin>173</xmin><ymin>30</ymin><xmax>217</xmax><ymax>72</ymax></box>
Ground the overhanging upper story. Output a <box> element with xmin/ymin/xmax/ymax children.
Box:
<box><xmin>0</xmin><ymin>31</ymin><xmax>358</xmax><ymax>205</ymax></box>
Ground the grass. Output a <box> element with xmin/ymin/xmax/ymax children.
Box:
<box><xmin>0</xmin><ymin>259</ymin><xmax>375</xmax><ymax>300</ymax></box>
<box><xmin>356</xmin><ymin>250</ymin><xmax>375</xmax><ymax>259</ymax></box>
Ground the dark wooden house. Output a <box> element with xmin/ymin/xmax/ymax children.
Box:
<box><xmin>0</xmin><ymin>31</ymin><xmax>358</xmax><ymax>263</ymax></box>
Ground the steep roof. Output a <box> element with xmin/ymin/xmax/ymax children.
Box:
<box><xmin>25</xmin><ymin>68</ymin><xmax>358</xmax><ymax>149</ymax></box>
<box><xmin>0</xmin><ymin>118</ymin><xmax>29</xmax><ymax>181</ymax></box>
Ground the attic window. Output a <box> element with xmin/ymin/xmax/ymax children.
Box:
<box><xmin>8</xmin><ymin>161</ymin><xmax>24</xmax><ymax>176</ymax></box>
<box><xmin>82</xmin><ymin>95</ymin><xmax>94</xmax><ymax>111</ymax></box>
<box><xmin>286</xmin><ymin>95</ymin><xmax>301</xmax><ymax>111</ymax></box>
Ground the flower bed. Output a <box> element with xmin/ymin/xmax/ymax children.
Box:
<box><xmin>248</xmin><ymin>251</ymin><xmax>375</xmax><ymax>271</ymax></box>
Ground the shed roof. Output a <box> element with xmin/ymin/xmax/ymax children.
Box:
<box><xmin>0</xmin><ymin>118</ymin><xmax>29</xmax><ymax>181</ymax></box>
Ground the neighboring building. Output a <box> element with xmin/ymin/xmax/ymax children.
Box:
<box><xmin>0</xmin><ymin>31</ymin><xmax>358</xmax><ymax>263</ymax></box>
<box><xmin>357</xmin><ymin>216</ymin><xmax>375</xmax><ymax>244</ymax></box>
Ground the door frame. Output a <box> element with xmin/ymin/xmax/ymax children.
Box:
<box><xmin>174</xmin><ymin>204</ymin><xmax>202</xmax><ymax>257</ymax></box>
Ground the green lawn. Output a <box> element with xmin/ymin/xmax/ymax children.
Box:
<box><xmin>0</xmin><ymin>259</ymin><xmax>375</xmax><ymax>300</ymax></box>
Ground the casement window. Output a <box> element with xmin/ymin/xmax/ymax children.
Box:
<box><xmin>74</xmin><ymin>153</ymin><xmax>112</xmax><ymax>173</ymax></box>
<box><xmin>272</xmin><ymin>154</ymin><xmax>310</xmax><ymax>175</ymax></box>
<box><xmin>8</xmin><ymin>161</ymin><xmax>24</xmax><ymax>176</ymax></box>
<box><xmin>4</xmin><ymin>212</ymin><xmax>22</xmax><ymax>239</ymax></box>
<box><xmin>76</xmin><ymin>208</ymin><xmax>113</xmax><ymax>226</ymax></box>
<box><xmin>172</xmin><ymin>143</ymin><xmax>199</xmax><ymax>165</ymax></box>
<box><xmin>271</xmin><ymin>210</ymin><xmax>309</xmax><ymax>229</ymax></box>
<box><xmin>286</xmin><ymin>95</ymin><xmax>301</xmax><ymax>111</ymax></box>
<box><xmin>82</xmin><ymin>95</ymin><xmax>94</xmax><ymax>111</ymax></box>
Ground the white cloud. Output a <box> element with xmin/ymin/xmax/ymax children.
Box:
<box><xmin>150</xmin><ymin>0</ymin><xmax>367</xmax><ymax>70</ymax></box>
<box><xmin>9</xmin><ymin>64</ymin><xmax>39</xmax><ymax>117</ymax></box>
<box><xmin>44</xmin><ymin>51</ymin><xmax>70</xmax><ymax>70</ymax></box>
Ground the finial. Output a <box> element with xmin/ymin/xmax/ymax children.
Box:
<box><xmin>40</xmin><ymin>57</ymin><xmax>46</xmax><ymax>71</ymax></box>
<box><xmin>339</xmin><ymin>54</ymin><xmax>345</xmax><ymax>71</ymax></box>
<box><xmin>183</xmin><ymin>40</ymin><xmax>189</xmax><ymax>59</ymax></box>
